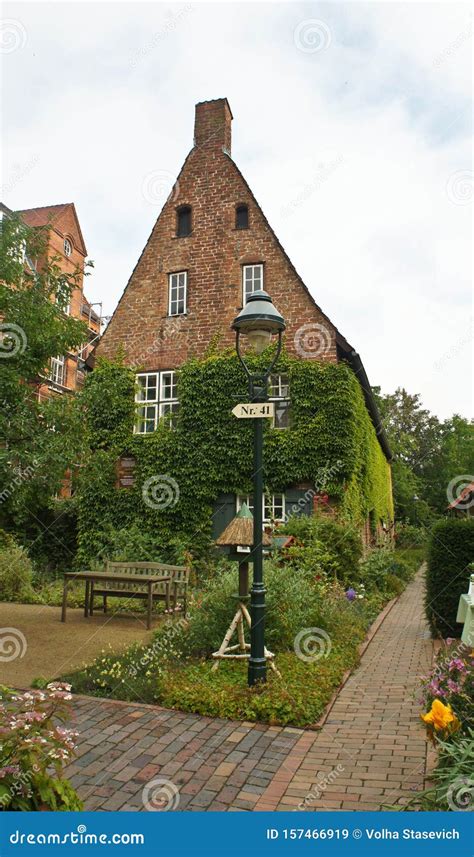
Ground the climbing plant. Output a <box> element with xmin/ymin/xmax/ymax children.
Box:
<box><xmin>76</xmin><ymin>351</ymin><xmax>393</xmax><ymax>566</ymax></box>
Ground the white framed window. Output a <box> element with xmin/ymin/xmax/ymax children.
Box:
<box><xmin>237</xmin><ymin>493</ymin><xmax>285</xmax><ymax>523</ymax></box>
<box><xmin>64</xmin><ymin>238</ymin><xmax>72</xmax><ymax>257</ymax></box>
<box><xmin>135</xmin><ymin>371</ymin><xmax>179</xmax><ymax>433</ymax></box>
<box><xmin>168</xmin><ymin>271</ymin><xmax>187</xmax><ymax>316</ymax></box>
<box><xmin>268</xmin><ymin>373</ymin><xmax>290</xmax><ymax>429</ymax></box>
<box><xmin>243</xmin><ymin>264</ymin><xmax>263</xmax><ymax>304</ymax></box>
<box><xmin>50</xmin><ymin>355</ymin><xmax>65</xmax><ymax>387</ymax></box>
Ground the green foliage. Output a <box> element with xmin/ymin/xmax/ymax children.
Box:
<box><xmin>0</xmin><ymin>531</ymin><xmax>35</xmax><ymax>601</ymax></box>
<box><xmin>63</xmin><ymin>550</ymin><xmax>403</xmax><ymax>727</ymax></box>
<box><xmin>64</xmin><ymin>578</ymin><xmax>374</xmax><ymax>727</ymax></box>
<box><xmin>373</xmin><ymin>386</ymin><xmax>473</xmax><ymax>522</ymax></box>
<box><xmin>0</xmin><ymin>213</ymin><xmax>89</xmax><ymax>537</ymax></box>
<box><xmin>399</xmin><ymin>729</ymin><xmax>474</xmax><ymax>811</ymax></box>
<box><xmin>76</xmin><ymin>353</ymin><xmax>392</xmax><ymax>568</ymax></box>
<box><xmin>182</xmin><ymin>561</ymin><xmax>333</xmax><ymax>656</ymax></box>
<box><xmin>420</xmin><ymin>642</ymin><xmax>473</xmax><ymax>737</ymax></box>
<box><xmin>395</xmin><ymin>522</ymin><xmax>427</xmax><ymax>549</ymax></box>
<box><xmin>282</xmin><ymin>514</ymin><xmax>363</xmax><ymax>584</ymax></box>
<box><xmin>0</xmin><ymin>684</ymin><xmax>83</xmax><ymax>811</ymax></box>
<box><xmin>425</xmin><ymin>519</ymin><xmax>474</xmax><ymax>639</ymax></box>
<box><xmin>355</xmin><ymin>546</ymin><xmax>422</xmax><ymax>593</ymax></box>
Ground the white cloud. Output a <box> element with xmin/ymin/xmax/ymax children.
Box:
<box><xmin>2</xmin><ymin>0</ymin><xmax>471</xmax><ymax>419</ymax></box>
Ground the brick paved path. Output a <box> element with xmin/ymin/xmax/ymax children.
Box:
<box><xmin>66</xmin><ymin>569</ymin><xmax>432</xmax><ymax>811</ymax></box>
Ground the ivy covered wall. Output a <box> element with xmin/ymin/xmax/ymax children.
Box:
<box><xmin>76</xmin><ymin>352</ymin><xmax>393</xmax><ymax>565</ymax></box>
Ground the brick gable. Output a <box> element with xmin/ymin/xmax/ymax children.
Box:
<box><xmin>96</xmin><ymin>99</ymin><xmax>338</xmax><ymax>371</ymax></box>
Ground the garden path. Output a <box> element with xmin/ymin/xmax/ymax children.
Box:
<box><xmin>64</xmin><ymin>568</ymin><xmax>433</xmax><ymax>811</ymax></box>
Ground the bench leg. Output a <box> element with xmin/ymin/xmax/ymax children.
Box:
<box><xmin>84</xmin><ymin>580</ymin><xmax>90</xmax><ymax>618</ymax></box>
<box><xmin>147</xmin><ymin>581</ymin><xmax>153</xmax><ymax>630</ymax></box>
<box><xmin>183</xmin><ymin>586</ymin><xmax>187</xmax><ymax>619</ymax></box>
<box><xmin>61</xmin><ymin>578</ymin><xmax>68</xmax><ymax>623</ymax></box>
<box><xmin>103</xmin><ymin>595</ymin><xmax>107</xmax><ymax>614</ymax></box>
<box><xmin>89</xmin><ymin>581</ymin><xmax>94</xmax><ymax>616</ymax></box>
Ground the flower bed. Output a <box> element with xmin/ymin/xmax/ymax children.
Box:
<box><xmin>400</xmin><ymin>641</ymin><xmax>474</xmax><ymax>811</ymax></box>
<box><xmin>62</xmin><ymin>546</ymin><xmax>423</xmax><ymax>728</ymax></box>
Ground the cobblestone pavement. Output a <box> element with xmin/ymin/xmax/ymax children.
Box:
<box><xmin>66</xmin><ymin>569</ymin><xmax>433</xmax><ymax>811</ymax></box>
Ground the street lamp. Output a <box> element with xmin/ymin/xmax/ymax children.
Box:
<box><xmin>232</xmin><ymin>290</ymin><xmax>286</xmax><ymax>685</ymax></box>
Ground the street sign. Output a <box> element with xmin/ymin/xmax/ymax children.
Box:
<box><xmin>232</xmin><ymin>402</ymin><xmax>275</xmax><ymax>419</ymax></box>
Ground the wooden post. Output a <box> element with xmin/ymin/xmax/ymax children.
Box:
<box><xmin>61</xmin><ymin>577</ymin><xmax>68</xmax><ymax>623</ymax></box>
<box><xmin>147</xmin><ymin>580</ymin><xmax>153</xmax><ymax>630</ymax></box>
<box><xmin>238</xmin><ymin>561</ymin><xmax>249</xmax><ymax>599</ymax></box>
<box><xmin>84</xmin><ymin>580</ymin><xmax>90</xmax><ymax>618</ymax></box>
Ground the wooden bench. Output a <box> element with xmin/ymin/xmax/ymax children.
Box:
<box><xmin>91</xmin><ymin>561</ymin><xmax>190</xmax><ymax>621</ymax></box>
<box><xmin>61</xmin><ymin>570</ymin><xmax>172</xmax><ymax>630</ymax></box>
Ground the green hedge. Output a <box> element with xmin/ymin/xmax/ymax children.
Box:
<box><xmin>425</xmin><ymin>518</ymin><xmax>474</xmax><ymax>639</ymax></box>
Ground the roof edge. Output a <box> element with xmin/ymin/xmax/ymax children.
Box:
<box><xmin>337</xmin><ymin>336</ymin><xmax>392</xmax><ymax>461</ymax></box>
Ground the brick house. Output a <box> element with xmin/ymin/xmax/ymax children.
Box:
<box><xmin>95</xmin><ymin>99</ymin><xmax>392</xmax><ymax>539</ymax></box>
<box><xmin>1</xmin><ymin>201</ymin><xmax>101</xmax><ymax>397</ymax></box>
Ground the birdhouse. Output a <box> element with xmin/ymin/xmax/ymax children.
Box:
<box><xmin>215</xmin><ymin>502</ymin><xmax>271</xmax><ymax>598</ymax></box>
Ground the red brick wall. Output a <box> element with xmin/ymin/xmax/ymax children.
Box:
<box><xmin>96</xmin><ymin>100</ymin><xmax>338</xmax><ymax>371</ymax></box>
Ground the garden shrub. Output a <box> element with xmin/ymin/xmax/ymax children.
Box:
<box><xmin>282</xmin><ymin>514</ymin><xmax>363</xmax><ymax>584</ymax></box>
<box><xmin>0</xmin><ymin>531</ymin><xmax>35</xmax><ymax>601</ymax></box>
<box><xmin>395</xmin><ymin>523</ymin><xmax>427</xmax><ymax>549</ymax></box>
<box><xmin>404</xmin><ymin>642</ymin><xmax>474</xmax><ymax>811</ymax></box>
<box><xmin>425</xmin><ymin>518</ymin><xmax>474</xmax><ymax>639</ymax></box>
<box><xmin>182</xmin><ymin>560</ymin><xmax>331</xmax><ymax>657</ymax></box>
<box><xmin>0</xmin><ymin>683</ymin><xmax>83</xmax><ymax>811</ymax></box>
<box><xmin>419</xmin><ymin>641</ymin><xmax>473</xmax><ymax>736</ymax></box>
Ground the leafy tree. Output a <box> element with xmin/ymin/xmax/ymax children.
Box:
<box><xmin>0</xmin><ymin>213</ymin><xmax>89</xmax><ymax>540</ymax></box>
<box><xmin>373</xmin><ymin>386</ymin><xmax>473</xmax><ymax>521</ymax></box>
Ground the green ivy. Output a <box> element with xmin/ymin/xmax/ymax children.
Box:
<box><xmin>76</xmin><ymin>352</ymin><xmax>393</xmax><ymax>565</ymax></box>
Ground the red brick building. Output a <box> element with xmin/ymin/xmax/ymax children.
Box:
<box><xmin>95</xmin><ymin>99</ymin><xmax>391</xmax><ymax>534</ymax></box>
<box><xmin>1</xmin><ymin>201</ymin><xmax>101</xmax><ymax>397</ymax></box>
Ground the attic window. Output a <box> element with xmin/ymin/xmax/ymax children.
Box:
<box><xmin>177</xmin><ymin>206</ymin><xmax>192</xmax><ymax>238</ymax></box>
<box><xmin>236</xmin><ymin>204</ymin><xmax>249</xmax><ymax>229</ymax></box>
<box><xmin>64</xmin><ymin>238</ymin><xmax>72</xmax><ymax>257</ymax></box>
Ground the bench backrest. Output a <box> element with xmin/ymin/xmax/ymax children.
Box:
<box><xmin>103</xmin><ymin>561</ymin><xmax>189</xmax><ymax>593</ymax></box>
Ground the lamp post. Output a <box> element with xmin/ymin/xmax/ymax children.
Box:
<box><xmin>232</xmin><ymin>290</ymin><xmax>285</xmax><ymax>686</ymax></box>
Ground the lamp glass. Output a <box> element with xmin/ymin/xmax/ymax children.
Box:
<box><xmin>247</xmin><ymin>329</ymin><xmax>272</xmax><ymax>354</ymax></box>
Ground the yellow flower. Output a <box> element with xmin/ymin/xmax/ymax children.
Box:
<box><xmin>421</xmin><ymin>699</ymin><xmax>460</xmax><ymax>731</ymax></box>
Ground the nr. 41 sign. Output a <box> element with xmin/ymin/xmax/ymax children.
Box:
<box><xmin>232</xmin><ymin>402</ymin><xmax>275</xmax><ymax>419</ymax></box>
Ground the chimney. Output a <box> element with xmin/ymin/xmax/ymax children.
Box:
<box><xmin>194</xmin><ymin>98</ymin><xmax>233</xmax><ymax>154</ymax></box>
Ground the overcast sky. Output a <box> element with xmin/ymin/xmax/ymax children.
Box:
<box><xmin>2</xmin><ymin>1</ymin><xmax>472</xmax><ymax>420</ymax></box>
